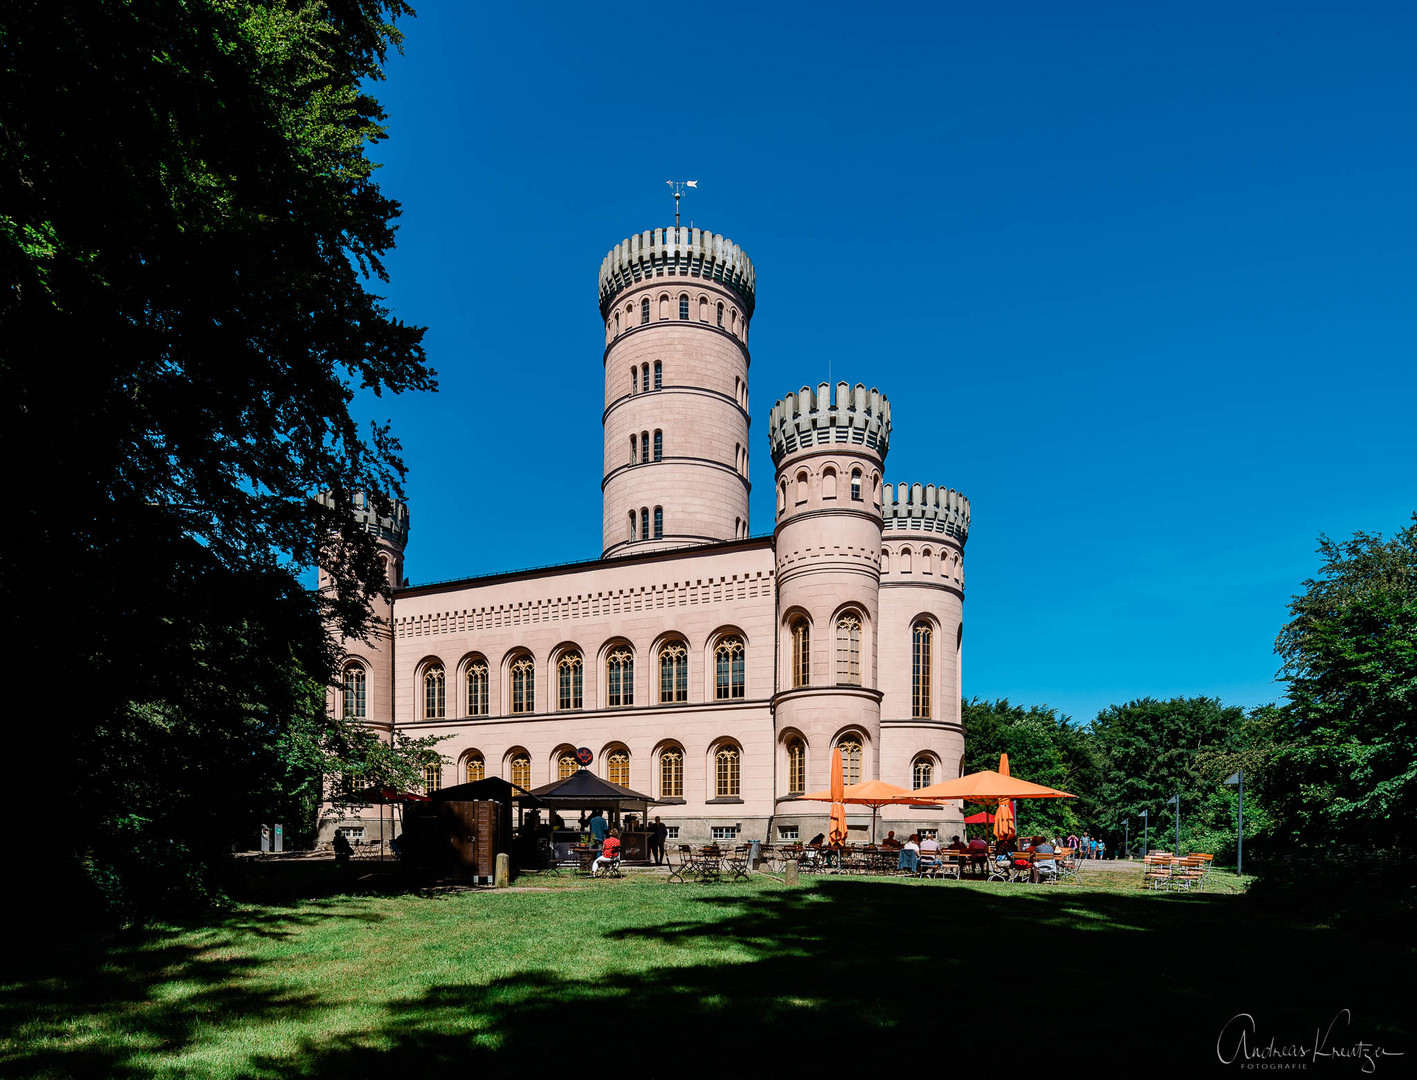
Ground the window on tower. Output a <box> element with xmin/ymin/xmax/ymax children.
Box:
<box><xmin>717</xmin><ymin>302</ymin><xmax>724</xmax><ymax>327</ymax></box>
<box><xmin>631</xmin><ymin>367</ymin><xmax>638</xmax><ymax>394</ymax></box>
<box><xmin>641</xmin><ymin>507</ymin><xmax>649</xmax><ymax>540</ymax></box>
<box><xmin>641</xmin><ymin>298</ymin><xmax>650</xmax><ymax>324</ymax></box>
<box><xmin>851</xmin><ymin>469</ymin><xmax>863</xmax><ymax>501</ymax></box>
<box><xmin>912</xmin><ymin>622</ymin><xmax>932</xmax><ymax>719</ymax></box>
<box><xmin>653</xmin><ymin>361</ymin><xmax>662</xmax><ymax>390</ymax></box>
<box><xmin>791</xmin><ymin>618</ymin><xmax>810</xmax><ymax>688</ymax></box>
<box><xmin>836</xmin><ymin>613</ymin><xmax>862</xmax><ymax>685</ymax></box>
<box><xmin>653</xmin><ymin>506</ymin><xmax>663</xmax><ymax>539</ymax></box>
<box><xmin>653</xmin><ymin>430</ymin><xmax>662</xmax><ymax>461</ymax></box>
<box><xmin>630</xmin><ymin>434</ymin><xmax>637</xmax><ymax>464</ymax></box>
<box><xmin>679</xmin><ymin>294</ymin><xmax>689</xmax><ymax>320</ymax></box>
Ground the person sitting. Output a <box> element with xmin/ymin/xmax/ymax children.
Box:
<box><xmin>897</xmin><ymin>833</ymin><xmax>921</xmax><ymax>873</ymax></box>
<box><xmin>917</xmin><ymin>833</ymin><xmax>941</xmax><ymax>874</ymax></box>
<box><xmin>993</xmin><ymin>831</ymin><xmax>1016</xmax><ymax>866</ymax></box>
<box><xmin>881</xmin><ymin>831</ymin><xmax>903</xmax><ymax>850</ymax></box>
<box><xmin>947</xmin><ymin>834</ymin><xmax>968</xmax><ymax>852</ymax></box>
<box><xmin>1027</xmin><ymin>835</ymin><xmax>1057</xmax><ymax>879</ymax></box>
<box><xmin>332</xmin><ymin>831</ymin><xmax>353</xmax><ymax>864</ymax></box>
<box><xmin>966</xmin><ymin>834</ymin><xmax>989</xmax><ymax>875</ymax></box>
<box><xmin>591</xmin><ymin>828</ymin><xmax>622</xmax><ymax>877</ymax></box>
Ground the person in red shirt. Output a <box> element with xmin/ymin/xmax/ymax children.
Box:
<box><xmin>591</xmin><ymin>828</ymin><xmax>622</xmax><ymax>877</ymax></box>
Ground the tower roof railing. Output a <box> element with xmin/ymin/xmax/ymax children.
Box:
<box><xmin>598</xmin><ymin>227</ymin><xmax>756</xmax><ymax>317</ymax></box>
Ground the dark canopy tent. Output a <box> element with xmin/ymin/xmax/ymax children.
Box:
<box><xmin>529</xmin><ymin>769</ymin><xmax>657</xmax><ymax>822</ymax></box>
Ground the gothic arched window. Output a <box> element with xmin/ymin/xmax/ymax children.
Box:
<box><xmin>838</xmin><ymin>735</ymin><xmax>862</xmax><ymax>786</ymax></box>
<box><xmin>557</xmin><ymin>650</ymin><xmax>583</xmax><ymax>711</ymax></box>
<box><xmin>466</xmin><ymin>659</ymin><xmax>489</xmax><ymax>716</ymax></box>
<box><xmin>607</xmin><ymin>646</ymin><xmax>634</xmax><ymax>708</ymax></box>
<box><xmin>342</xmin><ymin>663</ymin><xmax>366</xmax><ymax>720</ymax></box>
<box><xmin>558</xmin><ymin>749</ymin><xmax>579</xmax><ymax>780</ymax></box>
<box><xmin>912</xmin><ymin>756</ymin><xmax>934</xmax><ymax>790</ymax></box>
<box><xmin>660</xmin><ymin>640</ymin><xmax>688</xmax><ymax>703</ymax></box>
<box><xmin>660</xmin><ymin>746</ymin><xmax>684</xmax><ymax>799</ymax></box>
<box><xmin>715</xmin><ymin>743</ymin><xmax>741</xmax><ymax>797</ymax></box>
<box><xmin>787</xmin><ymin>737</ymin><xmax>806</xmax><ymax>795</ymax></box>
<box><xmin>791</xmin><ymin>618</ymin><xmax>810</xmax><ymax>688</ymax></box>
<box><xmin>714</xmin><ymin>635</ymin><xmax>745</xmax><ymax>700</ymax></box>
<box><xmin>510</xmin><ymin>753</ymin><xmax>531</xmax><ymax>790</ymax></box>
<box><xmin>912</xmin><ymin>623</ymin><xmax>932</xmax><ymax>719</ymax></box>
<box><xmin>423</xmin><ymin>663</ymin><xmax>445</xmax><ymax>721</ymax></box>
<box><xmin>607</xmin><ymin>748</ymin><xmax>630</xmax><ymax>787</ymax></box>
<box><xmin>465</xmin><ymin>753</ymin><xmax>485</xmax><ymax>783</ymax></box>
<box><xmin>422</xmin><ymin>762</ymin><xmax>442</xmax><ymax>794</ymax></box>
<box><xmin>835</xmin><ymin>613</ymin><xmax>862</xmax><ymax>686</ymax></box>
<box><xmin>510</xmin><ymin>655</ymin><xmax>534</xmax><ymax>715</ymax></box>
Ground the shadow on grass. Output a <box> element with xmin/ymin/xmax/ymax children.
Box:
<box><xmin>4</xmin><ymin>878</ymin><xmax>1409</xmax><ymax>1078</ymax></box>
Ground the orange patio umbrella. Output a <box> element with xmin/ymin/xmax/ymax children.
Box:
<box><xmin>828</xmin><ymin>747</ymin><xmax>849</xmax><ymax>845</ymax></box>
<box><xmin>995</xmin><ymin>753</ymin><xmax>1016</xmax><ymax>840</ymax></box>
<box><xmin>797</xmin><ymin>777</ymin><xmax>916</xmax><ymax>843</ymax></box>
<box><xmin>906</xmin><ymin>769</ymin><xmax>1075</xmax><ymax>804</ymax></box>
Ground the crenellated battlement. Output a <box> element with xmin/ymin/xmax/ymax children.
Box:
<box><xmin>318</xmin><ymin>490</ymin><xmax>410</xmax><ymax>548</ymax></box>
<box><xmin>881</xmin><ymin>483</ymin><xmax>970</xmax><ymax>543</ymax></box>
<box><xmin>598</xmin><ymin>227</ymin><xmax>756</xmax><ymax>317</ymax></box>
<box><xmin>768</xmin><ymin>382</ymin><xmax>891</xmax><ymax>463</ymax></box>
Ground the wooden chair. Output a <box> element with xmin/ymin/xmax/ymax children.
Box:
<box><xmin>1142</xmin><ymin>853</ymin><xmax>1173</xmax><ymax>890</ymax></box>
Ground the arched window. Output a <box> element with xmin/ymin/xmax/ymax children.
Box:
<box><xmin>607</xmin><ymin>748</ymin><xmax>630</xmax><ymax>787</ymax></box>
<box><xmin>422</xmin><ymin>762</ymin><xmax>442</xmax><ymax>793</ymax></box>
<box><xmin>607</xmin><ymin>646</ymin><xmax>634</xmax><ymax>707</ymax></box>
<box><xmin>698</xmin><ymin>296</ymin><xmax>708</xmax><ymax>321</ymax></box>
<box><xmin>613</xmin><ymin>311</ymin><xmax>619</xmax><ymax>336</ymax></box>
<box><xmin>717</xmin><ymin>302</ymin><xmax>724</xmax><ymax>327</ymax></box>
<box><xmin>653</xmin><ymin>361</ymin><xmax>662</xmax><ymax>389</ymax></box>
<box><xmin>640</xmin><ymin>507</ymin><xmax>649</xmax><ymax>540</ymax></box>
<box><xmin>653</xmin><ymin>430</ymin><xmax>662</xmax><ymax>461</ymax></box>
<box><xmin>679</xmin><ymin>294</ymin><xmax>689</xmax><ymax>320</ymax></box>
<box><xmin>423</xmin><ymin>662</ymin><xmax>445</xmax><ymax>720</ymax></box>
<box><xmin>642</xmin><ymin>363</ymin><xmax>649</xmax><ymax>390</ymax></box>
<box><xmin>850</xmin><ymin>469</ymin><xmax>863</xmax><ymax>501</ymax></box>
<box><xmin>628</xmin><ymin>511</ymin><xmax>636</xmax><ymax>541</ymax></box>
<box><xmin>822</xmin><ymin>468</ymin><xmax>837</xmax><ymax>499</ymax></box>
<box><xmin>466</xmin><ymin>659</ymin><xmax>489</xmax><ymax>716</ymax></box>
<box><xmin>630</xmin><ymin>434</ymin><xmax>637</xmax><ymax>464</ymax></box>
<box><xmin>838</xmin><ymin>735</ymin><xmax>862</xmax><ymax>785</ymax></box>
<box><xmin>912</xmin><ymin>756</ymin><xmax>934</xmax><ymax>790</ymax></box>
<box><xmin>912</xmin><ymin>623</ymin><xmax>932</xmax><ymax>719</ymax></box>
<box><xmin>511</xmin><ymin>654</ymin><xmax>535</xmax><ymax>714</ymax></box>
<box><xmin>921</xmin><ymin>547</ymin><xmax>933</xmax><ymax>575</ymax></box>
<box><xmin>641</xmin><ymin>429</ymin><xmax>649</xmax><ymax>460</ymax></box>
<box><xmin>795</xmin><ymin>471</ymin><xmax>808</xmax><ymax>504</ymax></box>
<box><xmin>836</xmin><ymin>613</ymin><xmax>862</xmax><ymax>685</ymax></box>
<box><xmin>791</xmin><ymin>618</ymin><xmax>810</xmax><ymax>688</ymax></box>
<box><xmin>558</xmin><ymin>749</ymin><xmax>579</xmax><ymax>780</ymax></box>
<box><xmin>715</xmin><ymin>744</ymin><xmax>741</xmax><ymax>797</ymax></box>
<box><xmin>660</xmin><ymin>639</ymin><xmax>688</xmax><ymax>703</ymax></box>
<box><xmin>714</xmin><ymin>635</ymin><xmax>745</xmax><ymax>700</ymax></box>
<box><xmin>631</xmin><ymin>367</ymin><xmax>638</xmax><ymax>394</ymax></box>
<box><xmin>510</xmin><ymin>753</ymin><xmax>531</xmax><ymax>790</ymax></box>
<box><xmin>465</xmin><ymin>754</ymin><xmax>485</xmax><ymax>783</ymax></box>
<box><xmin>660</xmin><ymin>746</ymin><xmax>684</xmax><ymax>798</ymax></box>
<box><xmin>641</xmin><ymin>298</ymin><xmax>650</xmax><ymax>324</ymax></box>
<box><xmin>778</xmin><ymin>480</ymin><xmax>787</xmax><ymax>515</ymax></box>
<box><xmin>901</xmin><ymin>548</ymin><xmax>913</xmax><ymax>573</ymax></box>
<box><xmin>557</xmin><ymin>650</ymin><xmax>583</xmax><ymax>711</ymax></box>
<box><xmin>653</xmin><ymin>506</ymin><xmax>663</xmax><ymax>539</ymax></box>
<box><xmin>659</xmin><ymin>295</ymin><xmax>669</xmax><ymax>320</ymax></box>
<box><xmin>342</xmin><ymin>663</ymin><xmax>366</xmax><ymax>720</ymax></box>
<box><xmin>787</xmin><ymin>737</ymin><xmax>806</xmax><ymax>795</ymax></box>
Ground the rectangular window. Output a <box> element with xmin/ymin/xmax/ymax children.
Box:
<box><xmin>918</xmin><ymin>829</ymin><xmax>937</xmax><ymax>841</ymax></box>
<box><xmin>335</xmin><ymin>827</ymin><xmax>365</xmax><ymax>840</ymax></box>
<box><xmin>711</xmin><ymin>826</ymin><xmax>739</xmax><ymax>841</ymax></box>
<box><xmin>777</xmin><ymin>825</ymin><xmax>799</xmax><ymax>841</ymax></box>
<box><xmin>665</xmin><ymin>826</ymin><xmax>680</xmax><ymax>840</ymax></box>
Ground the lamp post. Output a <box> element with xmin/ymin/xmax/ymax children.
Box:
<box><xmin>1122</xmin><ymin>818</ymin><xmax>1130</xmax><ymax>860</ymax></box>
<box><xmin>1166</xmin><ymin>793</ymin><xmax>1180</xmax><ymax>854</ymax></box>
<box><xmin>1140</xmin><ymin>809</ymin><xmax>1148</xmax><ymax>855</ymax></box>
<box><xmin>1225</xmin><ymin>771</ymin><xmax>1244</xmax><ymax>877</ymax></box>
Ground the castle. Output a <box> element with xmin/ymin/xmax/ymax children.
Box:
<box><xmin>321</xmin><ymin>223</ymin><xmax>972</xmax><ymax>847</ymax></box>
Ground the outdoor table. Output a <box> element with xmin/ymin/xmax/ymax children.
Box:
<box><xmin>696</xmin><ymin>848</ymin><xmax>723</xmax><ymax>883</ymax></box>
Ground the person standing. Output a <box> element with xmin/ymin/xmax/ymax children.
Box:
<box><xmin>649</xmin><ymin>816</ymin><xmax>668</xmax><ymax>865</ymax></box>
<box><xmin>1067</xmin><ymin>832</ymin><xmax>1079</xmax><ymax>855</ymax></box>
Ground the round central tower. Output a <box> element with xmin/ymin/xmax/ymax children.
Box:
<box><xmin>598</xmin><ymin>227</ymin><xmax>756</xmax><ymax>557</ymax></box>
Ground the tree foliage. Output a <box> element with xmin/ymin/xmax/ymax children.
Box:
<box><xmin>1270</xmin><ymin>516</ymin><xmax>1417</xmax><ymax>849</ymax></box>
<box><xmin>1</xmin><ymin>1</ymin><xmax>433</xmax><ymax>920</ymax></box>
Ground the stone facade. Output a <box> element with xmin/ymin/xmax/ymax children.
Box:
<box><xmin>322</xmin><ymin>225</ymin><xmax>972</xmax><ymax>847</ymax></box>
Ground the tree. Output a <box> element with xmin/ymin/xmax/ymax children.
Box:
<box><xmin>1</xmin><ymin>1</ymin><xmax>434</xmax><ymax>918</ymax></box>
<box><xmin>1271</xmin><ymin>516</ymin><xmax>1417</xmax><ymax>850</ymax></box>
<box><xmin>961</xmin><ymin>698</ymin><xmax>1087</xmax><ymax>837</ymax></box>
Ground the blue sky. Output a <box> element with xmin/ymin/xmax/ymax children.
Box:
<box><xmin>341</xmin><ymin>1</ymin><xmax>1416</xmax><ymax>725</ymax></box>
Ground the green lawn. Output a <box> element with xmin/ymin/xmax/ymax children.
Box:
<box><xmin>2</xmin><ymin>866</ymin><xmax>1408</xmax><ymax>1077</ymax></box>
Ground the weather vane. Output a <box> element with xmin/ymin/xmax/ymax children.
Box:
<box><xmin>666</xmin><ymin>179</ymin><xmax>697</xmax><ymax>227</ymax></box>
